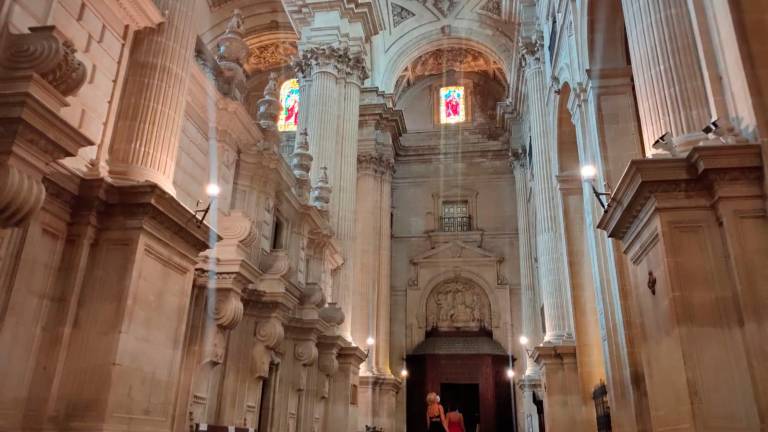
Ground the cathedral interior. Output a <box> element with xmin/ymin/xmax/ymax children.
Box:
<box><xmin>0</xmin><ymin>0</ymin><xmax>767</xmax><ymax>431</ymax></box>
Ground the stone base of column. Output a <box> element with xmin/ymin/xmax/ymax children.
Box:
<box><xmin>326</xmin><ymin>345</ymin><xmax>367</xmax><ymax>432</ymax></box>
<box><xmin>108</xmin><ymin>163</ymin><xmax>177</xmax><ymax>195</ymax></box>
<box><xmin>357</xmin><ymin>373</ymin><xmax>402</xmax><ymax>432</ymax></box>
<box><xmin>518</xmin><ymin>375</ymin><xmax>543</xmax><ymax>432</ymax></box>
<box><xmin>46</xmin><ymin>180</ymin><xmax>215</xmax><ymax>432</ymax></box>
<box><xmin>532</xmin><ymin>344</ymin><xmax>586</xmax><ymax>432</ymax></box>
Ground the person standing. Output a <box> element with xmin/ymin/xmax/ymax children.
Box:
<box><xmin>445</xmin><ymin>404</ymin><xmax>465</xmax><ymax>432</ymax></box>
<box><xmin>426</xmin><ymin>392</ymin><xmax>447</xmax><ymax>432</ymax></box>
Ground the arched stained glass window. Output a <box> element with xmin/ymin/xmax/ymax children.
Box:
<box><xmin>278</xmin><ymin>79</ymin><xmax>300</xmax><ymax>131</ymax></box>
<box><xmin>439</xmin><ymin>86</ymin><xmax>466</xmax><ymax>124</ymax></box>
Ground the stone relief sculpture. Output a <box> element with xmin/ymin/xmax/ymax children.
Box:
<box><xmin>426</xmin><ymin>278</ymin><xmax>490</xmax><ymax>331</ymax></box>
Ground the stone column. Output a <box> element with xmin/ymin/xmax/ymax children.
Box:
<box><xmin>622</xmin><ymin>0</ymin><xmax>712</xmax><ymax>154</ymax></box>
<box><xmin>512</xmin><ymin>154</ymin><xmax>539</xmax><ymax>376</ymax></box>
<box><xmin>294</xmin><ymin>46</ymin><xmax>367</xmax><ymax>340</ymax></box>
<box><xmin>522</xmin><ymin>37</ymin><xmax>575</xmax><ymax>344</ymax></box>
<box><xmin>108</xmin><ymin>0</ymin><xmax>199</xmax><ymax>194</ymax></box>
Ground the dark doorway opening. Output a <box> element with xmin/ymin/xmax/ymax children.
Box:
<box><xmin>440</xmin><ymin>383</ymin><xmax>480</xmax><ymax>432</ymax></box>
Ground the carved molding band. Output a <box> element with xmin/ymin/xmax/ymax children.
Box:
<box><xmin>0</xmin><ymin>26</ymin><xmax>87</xmax><ymax>97</ymax></box>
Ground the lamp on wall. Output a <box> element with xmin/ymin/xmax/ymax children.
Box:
<box><xmin>364</xmin><ymin>336</ymin><xmax>375</xmax><ymax>360</ymax></box>
<box><xmin>580</xmin><ymin>165</ymin><xmax>611</xmax><ymax>210</ymax></box>
<box><xmin>193</xmin><ymin>183</ymin><xmax>220</xmax><ymax>227</ymax></box>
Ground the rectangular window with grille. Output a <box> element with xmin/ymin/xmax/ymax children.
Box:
<box><xmin>440</xmin><ymin>200</ymin><xmax>471</xmax><ymax>232</ymax></box>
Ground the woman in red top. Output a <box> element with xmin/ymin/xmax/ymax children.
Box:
<box><xmin>444</xmin><ymin>404</ymin><xmax>465</xmax><ymax>432</ymax></box>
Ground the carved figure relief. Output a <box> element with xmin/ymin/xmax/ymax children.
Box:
<box><xmin>426</xmin><ymin>278</ymin><xmax>490</xmax><ymax>331</ymax></box>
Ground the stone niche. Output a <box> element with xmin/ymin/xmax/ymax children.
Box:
<box><xmin>426</xmin><ymin>277</ymin><xmax>491</xmax><ymax>331</ymax></box>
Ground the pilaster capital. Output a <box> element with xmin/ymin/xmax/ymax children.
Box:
<box><xmin>519</xmin><ymin>32</ymin><xmax>544</xmax><ymax>70</ymax></box>
<box><xmin>357</xmin><ymin>152</ymin><xmax>395</xmax><ymax>177</ymax></box>
<box><xmin>509</xmin><ymin>146</ymin><xmax>528</xmax><ymax>173</ymax></box>
<box><xmin>205</xmin><ymin>283</ymin><xmax>245</xmax><ymax>330</ymax></box>
<box><xmin>292</xmin><ymin>45</ymin><xmax>369</xmax><ymax>83</ymax></box>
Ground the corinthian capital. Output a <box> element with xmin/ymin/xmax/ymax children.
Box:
<box><xmin>0</xmin><ymin>26</ymin><xmax>87</xmax><ymax>97</ymax></box>
<box><xmin>519</xmin><ymin>32</ymin><xmax>544</xmax><ymax>69</ymax></box>
<box><xmin>292</xmin><ymin>44</ymin><xmax>368</xmax><ymax>82</ymax></box>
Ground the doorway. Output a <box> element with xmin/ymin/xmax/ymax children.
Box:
<box><xmin>440</xmin><ymin>383</ymin><xmax>480</xmax><ymax>432</ymax></box>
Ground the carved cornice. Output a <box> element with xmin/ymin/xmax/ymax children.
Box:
<box><xmin>112</xmin><ymin>0</ymin><xmax>164</xmax><ymax>29</ymax></box>
<box><xmin>77</xmin><ymin>179</ymin><xmax>219</xmax><ymax>254</ymax></box>
<box><xmin>598</xmin><ymin>144</ymin><xmax>765</xmax><ymax>242</ymax></box>
<box><xmin>283</xmin><ymin>0</ymin><xmax>383</xmax><ymax>40</ymax></box>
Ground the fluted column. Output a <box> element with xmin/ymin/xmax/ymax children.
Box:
<box><xmin>622</xmin><ymin>0</ymin><xmax>712</xmax><ymax>154</ymax></box>
<box><xmin>522</xmin><ymin>38</ymin><xmax>575</xmax><ymax>344</ymax></box>
<box><xmin>355</xmin><ymin>153</ymin><xmax>394</xmax><ymax>373</ymax></box>
<box><xmin>375</xmin><ymin>164</ymin><xmax>393</xmax><ymax>375</ymax></box>
<box><xmin>108</xmin><ymin>0</ymin><xmax>199</xmax><ymax>194</ymax></box>
<box><xmin>334</xmin><ymin>68</ymin><xmax>363</xmax><ymax>340</ymax></box>
<box><xmin>512</xmin><ymin>155</ymin><xmax>539</xmax><ymax>376</ymax></box>
<box><xmin>295</xmin><ymin>46</ymin><xmax>367</xmax><ymax>340</ymax></box>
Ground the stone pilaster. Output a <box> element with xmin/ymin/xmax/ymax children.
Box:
<box><xmin>521</xmin><ymin>36</ymin><xmax>575</xmax><ymax>344</ymax></box>
<box><xmin>621</xmin><ymin>0</ymin><xmax>712</xmax><ymax>154</ymax></box>
<box><xmin>518</xmin><ymin>376</ymin><xmax>542</xmax><ymax>432</ymax></box>
<box><xmin>108</xmin><ymin>0</ymin><xmax>199</xmax><ymax>193</ymax></box>
<box><xmin>511</xmin><ymin>152</ymin><xmax>539</xmax><ymax>377</ymax></box>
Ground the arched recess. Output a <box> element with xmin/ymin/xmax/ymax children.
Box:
<box><xmin>378</xmin><ymin>33</ymin><xmax>514</xmax><ymax>93</ymax></box>
<box><xmin>416</xmin><ymin>270</ymin><xmax>500</xmax><ymax>338</ymax></box>
<box><xmin>554</xmin><ymin>83</ymin><xmax>605</xmax><ymax>431</ymax></box>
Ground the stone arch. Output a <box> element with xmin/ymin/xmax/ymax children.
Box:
<box><xmin>377</xmin><ymin>32</ymin><xmax>514</xmax><ymax>92</ymax></box>
<box><xmin>416</xmin><ymin>269</ymin><xmax>498</xmax><ymax>333</ymax></box>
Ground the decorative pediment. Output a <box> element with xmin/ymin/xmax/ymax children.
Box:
<box><xmin>412</xmin><ymin>240</ymin><xmax>501</xmax><ymax>263</ymax></box>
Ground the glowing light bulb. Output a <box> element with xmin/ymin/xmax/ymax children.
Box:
<box><xmin>519</xmin><ymin>335</ymin><xmax>529</xmax><ymax>346</ymax></box>
<box><xmin>580</xmin><ymin>165</ymin><xmax>597</xmax><ymax>181</ymax></box>
<box><xmin>366</xmin><ymin>336</ymin><xmax>375</xmax><ymax>346</ymax></box>
<box><xmin>206</xmin><ymin>183</ymin><xmax>221</xmax><ymax>197</ymax></box>
<box><xmin>400</xmin><ymin>368</ymin><xmax>409</xmax><ymax>378</ymax></box>
<box><xmin>506</xmin><ymin>368</ymin><xmax>515</xmax><ymax>379</ymax></box>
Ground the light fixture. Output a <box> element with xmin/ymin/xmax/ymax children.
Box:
<box><xmin>506</xmin><ymin>368</ymin><xmax>515</xmax><ymax>379</ymax></box>
<box><xmin>580</xmin><ymin>164</ymin><xmax>611</xmax><ymax>210</ymax></box>
<box><xmin>193</xmin><ymin>183</ymin><xmax>221</xmax><ymax>227</ymax></box>
<box><xmin>652</xmin><ymin>131</ymin><xmax>674</xmax><ymax>155</ymax></box>
<box><xmin>366</xmin><ymin>336</ymin><xmax>375</xmax><ymax>346</ymax></box>
<box><xmin>400</xmin><ymin>368</ymin><xmax>409</xmax><ymax>378</ymax></box>
<box><xmin>702</xmin><ymin>118</ymin><xmax>720</xmax><ymax>136</ymax></box>
<box><xmin>579</xmin><ymin>165</ymin><xmax>597</xmax><ymax>181</ymax></box>
<box><xmin>519</xmin><ymin>335</ymin><xmax>529</xmax><ymax>346</ymax></box>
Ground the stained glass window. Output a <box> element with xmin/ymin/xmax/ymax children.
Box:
<box><xmin>439</xmin><ymin>86</ymin><xmax>466</xmax><ymax>124</ymax></box>
<box><xmin>278</xmin><ymin>79</ymin><xmax>300</xmax><ymax>131</ymax></box>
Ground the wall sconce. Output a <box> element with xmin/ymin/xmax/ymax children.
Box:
<box><xmin>364</xmin><ymin>336</ymin><xmax>375</xmax><ymax>360</ymax></box>
<box><xmin>652</xmin><ymin>131</ymin><xmax>674</xmax><ymax>155</ymax></box>
<box><xmin>506</xmin><ymin>368</ymin><xmax>515</xmax><ymax>379</ymax></box>
<box><xmin>519</xmin><ymin>335</ymin><xmax>534</xmax><ymax>358</ymax></box>
<box><xmin>580</xmin><ymin>165</ymin><xmax>611</xmax><ymax>210</ymax></box>
<box><xmin>193</xmin><ymin>183</ymin><xmax>220</xmax><ymax>227</ymax></box>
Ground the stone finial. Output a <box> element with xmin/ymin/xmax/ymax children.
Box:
<box><xmin>319</xmin><ymin>302</ymin><xmax>345</xmax><ymax>326</ymax></box>
<box><xmin>214</xmin><ymin>9</ymin><xmax>248</xmax><ymax>101</ymax></box>
<box><xmin>264</xmin><ymin>72</ymin><xmax>278</xmax><ymax>99</ymax></box>
<box><xmin>291</xmin><ymin>129</ymin><xmax>313</xmax><ymax>180</ymax></box>
<box><xmin>256</xmin><ymin>73</ymin><xmax>281</xmax><ymax>129</ymax></box>
<box><xmin>310</xmin><ymin>167</ymin><xmax>332</xmax><ymax>211</ymax></box>
<box><xmin>0</xmin><ymin>26</ymin><xmax>87</xmax><ymax>97</ymax></box>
